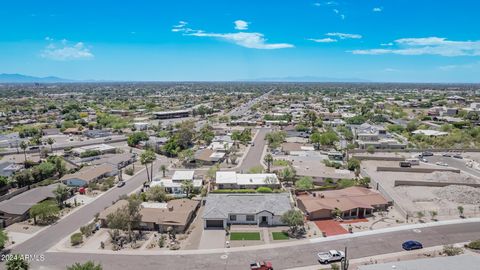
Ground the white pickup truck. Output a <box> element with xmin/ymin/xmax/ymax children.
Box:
<box><xmin>317</xmin><ymin>250</ymin><xmax>345</xmax><ymax>264</ymax></box>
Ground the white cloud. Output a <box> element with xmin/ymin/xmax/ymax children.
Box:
<box><xmin>333</xmin><ymin>9</ymin><xmax>339</xmax><ymax>14</ymax></box>
<box><xmin>308</xmin><ymin>38</ymin><xmax>337</xmax><ymax>43</ymax></box>
<box><xmin>350</xmin><ymin>37</ymin><xmax>480</xmax><ymax>56</ymax></box>
<box><xmin>234</xmin><ymin>20</ymin><xmax>249</xmax><ymax>30</ymax></box>
<box><xmin>187</xmin><ymin>32</ymin><xmax>293</xmax><ymax>49</ymax></box>
<box><xmin>173</xmin><ymin>20</ymin><xmax>293</xmax><ymax>50</ymax></box>
<box><xmin>41</xmin><ymin>39</ymin><xmax>93</xmax><ymax>61</ymax></box>
<box><xmin>326</xmin><ymin>32</ymin><xmax>362</xmax><ymax>39</ymax></box>
<box><xmin>381</xmin><ymin>42</ymin><xmax>393</xmax><ymax>46</ymax></box>
<box><xmin>384</xmin><ymin>68</ymin><xmax>398</xmax><ymax>72</ymax></box>
<box><xmin>373</xmin><ymin>7</ymin><xmax>383</xmax><ymax>12</ymax></box>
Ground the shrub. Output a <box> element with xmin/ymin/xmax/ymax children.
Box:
<box><xmin>125</xmin><ymin>167</ymin><xmax>134</xmax><ymax>176</ymax></box>
<box><xmin>467</xmin><ymin>240</ymin><xmax>480</xmax><ymax>250</ymax></box>
<box><xmin>442</xmin><ymin>245</ymin><xmax>463</xmax><ymax>256</ymax></box>
<box><xmin>256</xmin><ymin>187</ymin><xmax>273</xmax><ymax>193</ymax></box>
<box><xmin>70</xmin><ymin>232</ymin><xmax>83</xmax><ymax>246</ymax></box>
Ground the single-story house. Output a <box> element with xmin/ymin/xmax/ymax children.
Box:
<box><xmin>151</xmin><ymin>170</ymin><xmax>202</xmax><ymax>195</ymax></box>
<box><xmin>202</xmin><ymin>193</ymin><xmax>292</xmax><ymax>229</ymax></box>
<box><xmin>90</xmin><ymin>153</ymin><xmax>136</xmax><ymax>169</ymax></box>
<box><xmin>71</xmin><ymin>144</ymin><xmax>116</xmax><ymax>156</ymax></box>
<box><xmin>194</xmin><ymin>148</ymin><xmax>225</xmax><ymax>165</ymax></box>
<box><xmin>297</xmin><ymin>186</ymin><xmax>389</xmax><ymax>220</ymax></box>
<box><xmin>98</xmin><ymin>199</ymin><xmax>199</xmax><ymax>233</ymax></box>
<box><xmin>60</xmin><ymin>164</ymin><xmax>116</xmax><ymax>187</ymax></box>
<box><xmin>0</xmin><ymin>184</ymin><xmax>60</xmax><ymax>227</ymax></box>
<box><xmin>215</xmin><ymin>171</ymin><xmax>281</xmax><ymax>190</ymax></box>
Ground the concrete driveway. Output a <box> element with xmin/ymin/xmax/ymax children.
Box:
<box><xmin>198</xmin><ymin>229</ymin><xmax>226</xmax><ymax>249</ymax></box>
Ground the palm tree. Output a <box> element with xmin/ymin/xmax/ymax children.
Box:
<box><xmin>140</xmin><ymin>150</ymin><xmax>156</xmax><ymax>182</ymax></box>
<box><xmin>47</xmin><ymin>137</ymin><xmax>55</xmax><ymax>152</ymax></box>
<box><xmin>6</xmin><ymin>255</ymin><xmax>29</xmax><ymax>270</ymax></box>
<box><xmin>160</xmin><ymin>164</ymin><xmax>167</xmax><ymax>177</ymax></box>
<box><xmin>20</xmin><ymin>141</ymin><xmax>28</xmax><ymax>164</ymax></box>
<box><xmin>181</xmin><ymin>180</ymin><xmax>194</xmax><ymax>197</ymax></box>
<box><xmin>264</xmin><ymin>153</ymin><xmax>273</xmax><ymax>172</ymax></box>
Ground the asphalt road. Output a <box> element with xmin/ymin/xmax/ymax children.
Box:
<box><xmin>237</xmin><ymin>127</ymin><xmax>270</xmax><ymax>172</ymax></box>
<box><xmin>28</xmin><ymin>221</ymin><xmax>480</xmax><ymax>270</ymax></box>
<box><xmin>10</xmin><ymin>157</ymin><xmax>167</xmax><ymax>255</ymax></box>
<box><xmin>228</xmin><ymin>91</ymin><xmax>271</xmax><ymax>118</ymax></box>
<box><xmin>424</xmin><ymin>155</ymin><xmax>480</xmax><ymax>178</ymax></box>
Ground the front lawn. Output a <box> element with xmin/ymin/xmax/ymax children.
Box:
<box><xmin>272</xmin><ymin>231</ymin><xmax>289</xmax><ymax>240</ymax></box>
<box><xmin>230</xmin><ymin>232</ymin><xmax>261</xmax><ymax>241</ymax></box>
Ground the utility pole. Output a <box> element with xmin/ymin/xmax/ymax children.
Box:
<box><xmin>341</xmin><ymin>246</ymin><xmax>349</xmax><ymax>270</ymax></box>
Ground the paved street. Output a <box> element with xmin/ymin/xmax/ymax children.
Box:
<box><xmin>237</xmin><ymin>127</ymin><xmax>270</xmax><ymax>172</ymax></box>
<box><xmin>228</xmin><ymin>91</ymin><xmax>271</xmax><ymax>118</ymax></box>
<box><xmin>10</xmin><ymin>156</ymin><xmax>168</xmax><ymax>255</ymax></box>
<box><xmin>27</xmin><ymin>221</ymin><xmax>480</xmax><ymax>270</ymax></box>
<box><xmin>425</xmin><ymin>155</ymin><xmax>480</xmax><ymax>178</ymax></box>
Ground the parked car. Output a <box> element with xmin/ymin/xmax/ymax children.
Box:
<box><xmin>442</xmin><ymin>153</ymin><xmax>452</xmax><ymax>157</ymax></box>
<box><xmin>250</xmin><ymin>261</ymin><xmax>273</xmax><ymax>270</ymax></box>
<box><xmin>402</xmin><ymin>240</ymin><xmax>423</xmax><ymax>250</ymax></box>
<box><xmin>436</xmin><ymin>162</ymin><xmax>448</xmax><ymax>167</ymax></box>
<box><xmin>421</xmin><ymin>158</ymin><xmax>428</xmax><ymax>163</ymax></box>
<box><xmin>422</xmin><ymin>151</ymin><xmax>434</xmax><ymax>156</ymax></box>
<box><xmin>104</xmin><ymin>137</ymin><xmax>112</xmax><ymax>141</ymax></box>
<box><xmin>117</xmin><ymin>181</ymin><xmax>125</xmax><ymax>187</ymax></box>
<box><xmin>399</xmin><ymin>161</ymin><xmax>412</xmax><ymax>168</ymax></box>
<box><xmin>453</xmin><ymin>154</ymin><xmax>463</xmax><ymax>159</ymax></box>
<box><xmin>317</xmin><ymin>250</ymin><xmax>345</xmax><ymax>264</ymax></box>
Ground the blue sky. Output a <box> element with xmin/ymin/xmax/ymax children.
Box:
<box><xmin>1</xmin><ymin>0</ymin><xmax>480</xmax><ymax>82</ymax></box>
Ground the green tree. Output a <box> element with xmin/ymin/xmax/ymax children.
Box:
<box><xmin>265</xmin><ymin>131</ymin><xmax>286</xmax><ymax>149</ymax></box>
<box><xmin>279</xmin><ymin>166</ymin><xmax>297</xmax><ymax>185</ymax></box>
<box><xmin>295</xmin><ymin>176</ymin><xmax>314</xmax><ymax>190</ymax></box>
<box><xmin>53</xmin><ymin>184</ymin><xmax>69</xmax><ymax>208</ymax></box>
<box><xmin>127</xmin><ymin>132</ymin><xmax>149</xmax><ymax>147</ymax></box>
<box><xmin>310</xmin><ymin>132</ymin><xmax>322</xmax><ymax>150</ymax></box>
<box><xmin>178</xmin><ymin>148</ymin><xmax>194</xmax><ymax>165</ymax></box>
<box><xmin>281</xmin><ymin>210</ymin><xmax>304</xmax><ymax>234</ymax></box>
<box><xmin>181</xmin><ymin>180</ymin><xmax>194</xmax><ymax>197</ymax></box>
<box><xmin>6</xmin><ymin>255</ymin><xmax>29</xmax><ymax>270</ymax></box>
<box><xmin>160</xmin><ymin>164</ymin><xmax>167</xmax><ymax>177</ymax></box>
<box><xmin>20</xmin><ymin>141</ymin><xmax>28</xmax><ymax>163</ymax></box>
<box><xmin>145</xmin><ymin>185</ymin><xmax>168</xmax><ymax>202</ymax></box>
<box><xmin>264</xmin><ymin>153</ymin><xmax>273</xmax><ymax>172</ymax></box>
<box><xmin>347</xmin><ymin>158</ymin><xmax>361</xmax><ymax>171</ymax></box>
<box><xmin>67</xmin><ymin>261</ymin><xmax>103</xmax><ymax>270</ymax></box>
<box><xmin>458</xmin><ymin>205</ymin><xmax>464</xmax><ymax>217</ymax></box>
<box><xmin>29</xmin><ymin>200</ymin><xmax>60</xmax><ymax>225</ymax></box>
<box><xmin>0</xmin><ymin>228</ymin><xmax>8</xmax><ymax>249</ymax></box>
<box><xmin>46</xmin><ymin>137</ymin><xmax>55</xmax><ymax>152</ymax></box>
<box><xmin>199</xmin><ymin>125</ymin><xmax>215</xmax><ymax>144</ymax></box>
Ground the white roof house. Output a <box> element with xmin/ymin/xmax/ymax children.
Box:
<box><xmin>172</xmin><ymin>170</ymin><xmax>195</xmax><ymax>181</ymax></box>
<box><xmin>215</xmin><ymin>171</ymin><xmax>280</xmax><ymax>188</ymax></box>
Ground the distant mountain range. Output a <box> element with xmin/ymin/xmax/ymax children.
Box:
<box><xmin>0</xmin><ymin>73</ymin><xmax>73</xmax><ymax>83</ymax></box>
<box><xmin>0</xmin><ymin>73</ymin><xmax>371</xmax><ymax>83</ymax></box>
<box><xmin>244</xmin><ymin>76</ymin><xmax>370</xmax><ymax>83</ymax></box>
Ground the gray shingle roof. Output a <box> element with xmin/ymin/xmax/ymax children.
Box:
<box><xmin>202</xmin><ymin>193</ymin><xmax>292</xmax><ymax>219</ymax></box>
<box><xmin>0</xmin><ymin>184</ymin><xmax>59</xmax><ymax>215</ymax></box>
